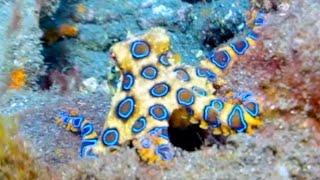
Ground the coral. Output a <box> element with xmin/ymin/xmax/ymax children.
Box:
<box><xmin>8</xmin><ymin>68</ymin><xmax>27</xmax><ymax>90</ymax></box>
<box><xmin>58</xmin><ymin>24</ymin><xmax>79</xmax><ymax>37</ymax></box>
<box><xmin>0</xmin><ymin>116</ymin><xmax>51</xmax><ymax>179</ymax></box>
<box><xmin>56</xmin><ymin>10</ymin><xmax>266</xmax><ymax>164</ymax></box>
<box><xmin>43</xmin><ymin>24</ymin><xmax>78</xmax><ymax>44</ymax></box>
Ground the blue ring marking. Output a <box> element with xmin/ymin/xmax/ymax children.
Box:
<box><xmin>130</xmin><ymin>40</ymin><xmax>151</xmax><ymax>59</ymax></box>
<box><xmin>149</xmin><ymin>104</ymin><xmax>169</xmax><ymax>121</ymax></box>
<box><xmin>176</xmin><ymin>88</ymin><xmax>195</xmax><ymax>106</ymax></box>
<box><xmin>159</xmin><ymin>54</ymin><xmax>171</xmax><ymax>67</ymax></box>
<box><xmin>141</xmin><ymin>138</ymin><xmax>152</xmax><ymax>149</ymax></box>
<box><xmin>234</xmin><ymin>91</ymin><xmax>255</xmax><ymax>103</ymax></box>
<box><xmin>196</xmin><ymin>67</ymin><xmax>217</xmax><ymax>82</ymax></box>
<box><xmin>115</xmin><ymin>96</ymin><xmax>135</xmax><ymax>120</ymax></box>
<box><xmin>203</xmin><ymin>100</ymin><xmax>224</xmax><ymax>128</ymax></box>
<box><xmin>244</xmin><ymin>101</ymin><xmax>260</xmax><ymax>117</ymax></box>
<box><xmin>122</xmin><ymin>73</ymin><xmax>135</xmax><ymax>91</ymax></box>
<box><xmin>230</xmin><ymin>39</ymin><xmax>250</xmax><ymax>55</ymax></box>
<box><xmin>80</xmin><ymin>123</ymin><xmax>94</xmax><ymax>138</ymax></box>
<box><xmin>149</xmin><ymin>127</ymin><xmax>169</xmax><ymax>140</ymax></box>
<box><xmin>141</xmin><ymin>65</ymin><xmax>158</xmax><ymax>80</ymax></box>
<box><xmin>71</xmin><ymin>116</ymin><xmax>85</xmax><ymax>129</ymax></box>
<box><xmin>211</xmin><ymin>99</ymin><xmax>224</xmax><ymax>112</ymax></box>
<box><xmin>174</xmin><ymin>68</ymin><xmax>191</xmax><ymax>82</ymax></box>
<box><xmin>132</xmin><ymin>117</ymin><xmax>147</xmax><ymax>134</ymax></box>
<box><xmin>155</xmin><ymin>144</ymin><xmax>174</xmax><ymax>161</ymax></box>
<box><xmin>149</xmin><ymin>82</ymin><xmax>170</xmax><ymax>97</ymax></box>
<box><xmin>208</xmin><ymin>50</ymin><xmax>231</xmax><ymax>70</ymax></box>
<box><xmin>195</xmin><ymin>67</ymin><xmax>208</xmax><ymax>77</ymax></box>
<box><xmin>227</xmin><ymin>105</ymin><xmax>248</xmax><ymax>133</ymax></box>
<box><xmin>255</xmin><ymin>12</ymin><xmax>265</xmax><ymax>26</ymax></box>
<box><xmin>102</xmin><ymin>128</ymin><xmax>120</xmax><ymax>147</ymax></box>
<box><xmin>247</xmin><ymin>30</ymin><xmax>260</xmax><ymax>40</ymax></box>
<box><xmin>206</xmin><ymin>69</ymin><xmax>217</xmax><ymax>82</ymax></box>
<box><xmin>58</xmin><ymin>111</ymin><xmax>71</xmax><ymax>124</ymax></box>
<box><xmin>79</xmin><ymin>138</ymin><xmax>98</xmax><ymax>158</ymax></box>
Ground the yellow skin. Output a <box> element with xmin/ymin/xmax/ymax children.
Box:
<box><xmin>56</xmin><ymin>10</ymin><xmax>266</xmax><ymax>164</ymax></box>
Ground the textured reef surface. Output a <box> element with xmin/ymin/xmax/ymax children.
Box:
<box><xmin>0</xmin><ymin>0</ymin><xmax>320</xmax><ymax>179</ymax></box>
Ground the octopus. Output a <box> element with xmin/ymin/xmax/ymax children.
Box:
<box><xmin>56</xmin><ymin>10</ymin><xmax>266</xmax><ymax>164</ymax></box>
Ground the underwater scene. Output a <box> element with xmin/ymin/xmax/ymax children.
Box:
<box><xmin>0</xmin><ymin>0</ymin><xmax>319</xmax><ymax>179</ymax></box>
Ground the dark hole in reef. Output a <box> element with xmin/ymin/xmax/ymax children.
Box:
<box><xmin>168</xmin><ymin>108</ymin><xmax>208</xmax><ymax>151</ymax></box>
<box><xmin>203</xmin><ymin>27</ymin><xmax>235</xmax><ymax>49</ymax></box>
<box><xmin>38</xmin><ymin>0</ymin><xmax>77</xmax><ymax>90</ymax></box>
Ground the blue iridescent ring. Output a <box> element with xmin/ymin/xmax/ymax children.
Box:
<box><xmin>230</xmin><ymin>39</ymin><xmax>249</xmax><ymax>55</ymax></box>
<box><xmin>174</xmin><ymin>68</ymin><xmax>191</xmax><ymax>82</ymax></box>
<box><xmin>102</xmin><ymin>128</ymin><xmax>120</xmax><ymax>147</ymax></box>
<box><xmin>227</xmin><ymin>105</ymin><xmax>248</xmax><ymax>133</ymax></box>
<box><xmin>71</xmin><ymin>115</ymin><xmax>85</xmax><ymax>129</ymax></box>
<box><xmin>149</xmin><ymin>82</ymin><xmax>170</xmax><ymax>97</ymax></box>
<box><xmin>132</xmin><ymin>117</ymin><xmax>147</xmax><ymax>134</ymax></box>
<box><xmin>176</xmin><ymin>88</ymin><xmax>195</xmax><ymax>106</ymax></box>
<box><xmin>192</xmin><ymin>86</ymin><xmax>207</xmax><ymax>96</ymax></box>
<box><xmin>244</xmin><ymin>101</ymin><xmax>260</xmax><ymax>117</ymax></box>
<box><xmin>208</xmin><ymin>50</ymin><xmax>231</xmax><ymax>70</ymax></box>
<box><xmin>149</xmin><ymin>104</ymin><xmax>169</xmax><ymax>121</ymax></box>
<box><xmin>141</xmin><ymin>65</ymin><xmax>158</xmax><ymax>80</ymax></box>
<box><xmin>115</xmin><ymin>97</ymin><xmax>135</xmax><ymax>120</ymax></box>
<box><xmin>80</xmin><ymin>123</ymin><xmax>94</xmax><ymax>138</ymax></box>
<box><xmin>130</xmin><ymin>40</ymin><xmax>151</xmax><ymax>59</ymax></box>
<box><xmin>158</xmin><ymin>54</ymin><xmax>171</xmax><ymax>67</ymax></box>
<box><xmin>122</xmin><ymin>73</ymin><xmax>135</xmax><ymax>91</ymax></box>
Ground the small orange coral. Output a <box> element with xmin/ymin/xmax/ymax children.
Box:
<box><xmin>58</xmin><ymin>24</ymin><xmax>79</xmax><ymax>37</ymax></box>
<box><xmin>9</xmin><ymin>68</ymin><xmax>27</xmax><ymax>90</ymax></box>
<box><xmin>76</xmin><ymin>4</ymin><xmax>87</xmax><ymax>14</ymax></box>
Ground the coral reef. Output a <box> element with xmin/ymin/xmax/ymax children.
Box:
<box><xmin>0</xmin><ymin>0</ymin><xmax>44</xmax><ymax>90</ymax></box>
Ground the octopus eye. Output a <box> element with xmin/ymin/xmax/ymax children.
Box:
<box><xmin>102</xmin><ymin>128</ymin><xmax>120</xmax><ymax>147</ymax></box>
<box><xmin>130</xmin><ymin>40</ymin><xmax>151</xmax><ymax>59</ymax></box>
<box><xmin>227</xmin><ymin>105</ymin><xmax>248</xmax><ymax>133</ymax></box>
<box><xmin>208</xmin><ymin>50</ymin><xmax>231</xmax><ymax>70</ymax></box>
<box><xmin>230</xmin><ymin>39</ymin><xmax>249</xmax><ymax>55</ymax></box>
<box><xmin>116</xmin><ymin>97</ymin><xmax>135</xmax><ymax>120</ymax></box>
<box><xmin>176</xmin><ymin>88</ymin><xmax>195</xmax><ymax>106</ymax></box>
